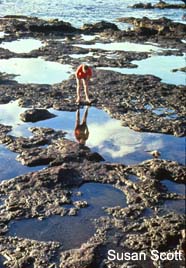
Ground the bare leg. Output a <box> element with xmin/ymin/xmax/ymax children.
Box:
<box><xmin>83</xmin><ymin>79</ymin><xmax>90</xmax><ymax>103</ymax></box>
<box><xmin>82</xmin><ymin>106</ymin><xmax>89</xmax><ymax>124</ymax></box>
<box><xmin>75</xmin><ymin>108</ymin><xmax>80</xmax><ymax>128</ymax></box>
<box><xmin>76</xmin><ymin>78</ymin><xmax>82</xmax><ymax>103</ymax></box>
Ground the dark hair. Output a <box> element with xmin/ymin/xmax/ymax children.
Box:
<box><xmin>84</xmin><ymin>65</ymin><xmax>89</xmax><ymax>71</ymax></box>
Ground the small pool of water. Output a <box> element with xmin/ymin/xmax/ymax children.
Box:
<box><xmin>0</xmin><ymin>31</ymin><xmax>5</xmax><ymax>38</ymax></box>
<box><xmin>144</xmin><ymin>105</ymin><xmax>179</xmax><ymax>119</ymax></box>
<box><xmin>73</xmin><ymin>41</ymin><xmax>167</xmax><ymax>52</ymax></box>
<box><xmin>161</xmin><ymin>180</ymin><xmax>186</xmax><ymax>195</ymax></box>
<box><xmin>126</xmin><ymin>174</ymin><xmax>140</xmax><ymax>183</ymax></box>
<box><xmin>0</xmin><ymin>144</ymin><xmax>45</xmax><ymax>181</ymax></box>
<box><xmin>0</xmin><ymin>38</ymin><xmax>44</xmax><ymax>53</ymax></box>
<box><xmin>0</xmin><ymin>100</ymin><xmax>27</xmax><ymax>127</ymax></box>
<box><xmin>162</xmin><ymin>199</ymin><xmax>185</xmax><ymax>215</ymax></box>
<box><xmin>98</xmin><ymin>54</ymin><xmax>186</xmax><ymax>85</ymax></box>
<box><xmin>0</xmin><ymin>58</ymin><xmax>73</xmax><ymax>84</ymax></box>
<box><xmin>81</xmin><ymin>34</ymin><xmax>99</xmax><ymax>41</ymax></box>
<box><xmin>69</xmin><ymin>52</ymin><xmax>93</xmax><ymax>58</ymax></box>
<box><xmin>0</xmin><ymin>256</ymin><xmax>5</xmax><ymax>268</ymax></box>
<box><xmin>0</xmin><ymin>102</ymin><xmax>185</xmax><ymax>166</ymax></box>
<box><xmin>7</xmin><ymin>182</ymin><xmax>126</xmax><ymax>249</ymax></box>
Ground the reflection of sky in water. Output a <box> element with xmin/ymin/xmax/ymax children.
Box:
<box><xmin>161</xmin><ymin>180</ymin><xmax>185</xmax><ymax>195</ymax></box>
<box><xmin>7</xmin><ymin>182</ymin><xmax>126</xmax><ymax>248</ymax></box>
<box><xmin>0</xmin><ymin>38</ymin><xmax>44</xmax><ymax>53</ymax></box>
<box><xmin>0</xmin><ymin>100</ymin><xmax>27</xmax><ymax>126</ymax></box>
<box><xmin>73</xmin><ymin>41</ymin><xmax>166</xmax><ymax>52</ymax></box>
<box><xmin>0</xmin><ymin>58</ymin><xmax>73</xmax><ymax>84</ymax></box>
<box><xmin>0</xmin><ymin>31</ymin><xmax>5</xmax><ymax>38</ymax></box>
<box><xmin>98</xmin><ymin>54</ymin><xmax>186</xmax><ymax>85</ymax></box>
<box><xmin>0</xmin><ymin>102</ymin><xmax>185</xmax><ymax>166</ymax></box>
<box><xmin>81</xmin><ymin>34</ymin><xmax>99</xmax><ymax>41</ymax></box>
<box><xmin>162</xmin><ymin>200</ymin><xmax>185</xmax><ymax>215</ymax></box>
<box><xmin>69</xmin><ymin>52</ymin><xmax>93</xmax><ymax>59</ymax></box>
<box><xmin>0</xmin><ymin>144</ymin><xmax>45</xmax><ymax>181</ymax></box>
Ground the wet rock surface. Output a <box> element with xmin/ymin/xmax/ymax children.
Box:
<box><xmin>115</xmin><ymin>17</ymin><xmax>186</xmax><ymax>48</ymax></box>
<box><xmin>0</xmin><ymin>15</ymin><xmax>185</xmax><ymax>268</ymax></box>
<box><xmin>130</xmin><ymin>1</ymin><xmax>186</xmax><ymax>9</ymax></box>
<box><xmin>0</xmin><ymin>131</ymin><xmax>185</xmax><ymax>266</ymax></box>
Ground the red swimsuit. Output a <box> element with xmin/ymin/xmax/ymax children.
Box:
<box><xmin>76</xmin><ymin>65</ymin><xmax>92</xmax><ymax>79</ymax></box>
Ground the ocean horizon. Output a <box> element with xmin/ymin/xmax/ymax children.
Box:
<box><xmin>0</xmin><ymin>0</ymin><xmax>185</xmax><ymax>28</ymax></box>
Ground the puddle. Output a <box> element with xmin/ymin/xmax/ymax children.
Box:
<box><xmin>126</xmin><ymin>174</ymin><xmax>140</xmax><ymax>183</ymax></box>
<box><xmin>0</xmin><ymin>38</ymin><xmax>44</xmax><ymax>53</ymax></box>
<box><xmin>0</xmin><ymin>31</ymin><xmax>5</xmax><ymax>38</ymax></box>
<box><xmin>144</xmin><ymin>105</ymin><xmax>179</xmax><ymax>119</ymax></box>
<box><xmin>0</xmin><ymin>144</ymin><xmax>45</xmax><ymax>181</ymax></box>
<box><xmin>73</xmin><ymin>41</ymin><xmax>169</xmax><ymax>52</ymax></box>
<box><xmin>69</xmin><ymin>52</ymin><xmax>93</xmax><ymax>58</ymax></box>
<box><xmin>0</xmin><ymin>58</ymin><xmax>73</xmax><ymax>84</ymax></box>
<box><xmin>0</xmin><ymin>256</ymin><xmax>5</xmax><ymax>268</ymax></box>
<box><xmin>161</xmin><ymin>180</ymin><xmax>186</xmax><ymax>195</ymax></box>
<box><xmin>0</xmin><ymin>100</ymin><xmax>27</xmax><ymax>127</ymax></box>
<box><xmin>0</xmin><ymin>102</ymin><xmax>185</xmax><ymax>166</ymax></box>
<box><xmin>81</xmin><ymin>34</ymin><xmax>99</xmax><ymax>41</ymax></box>
<box><xmin>162</xmin><ymin>199</ymin><xmax>185</xmax><ymax>215</ymax></box>
<box><xmin>142</xmin><ymin>208</ymin><xmax>154</xmax><ymax>218</ymax></box>
<box><xmin>98</xmin><ymin>54</ymin><xmax>186</xmax><ymax>85</ymax></box>
<box><xmin>7</xmin><ymin>182</ymin><xmax>126</xmax><ymax>249</ymax></box>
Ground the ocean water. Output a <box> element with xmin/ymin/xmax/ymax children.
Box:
<box><xmin>0</xmin><ymin>0</ymin><xmax>185</xmax><ymax>28</ymax></box>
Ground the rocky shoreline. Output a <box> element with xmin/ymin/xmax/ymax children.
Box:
<box><xmin>0</xmin><ymin>15</ymin><xmax>185</xmax><ymax>268</ymax></box>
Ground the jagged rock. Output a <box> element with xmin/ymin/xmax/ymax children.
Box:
<box><xmin>81</xmin><ymin>20</ymin><xmax>119</xmax><ymax>33</ymax></box>
<box><xmin>20</xmin><ymin>109</ymin><xmax>56</xmax><ymax>122</ymax></box>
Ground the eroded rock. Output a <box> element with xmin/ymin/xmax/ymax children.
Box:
<box><xmin>20</xmin><ymin>108</ymin><xmax>56</xmax><ymax>122</ymax></box>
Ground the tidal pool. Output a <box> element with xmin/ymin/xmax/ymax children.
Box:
<box><xmin>161</xmin><ymin>180</ymin><xmax>185</xmax><ymax>195</ymax></box>
<box><xmin>163</xmin><ymin>199</ymin><xmax>185</xmax><ymax>215</ymax></box>
<box><xmin>144</xmin><ymin>105</ymin><xmax>179</xmax><ymax>120</ymax></box>
<box><xmin>0</xmin><ymin>38</ymin><xmax>44</xmax><ymax>53</ymax></box>
<box><xmin>0</xmin><ymin>58</ymin><xmax>73</xmax><ymax>84</ymax></box>
<box><xmin>98</xmin><ymin>54</ymin><xmax>186</xmax><ymax>85</ymax></box>
<box><xmin>7</xmin><ymin>182</ymin><xmax>126</xmax><ymax>249</ymax></box>
<box><xmin>73</xmin><ymin>41</ymin><xmax>166</xmax><ymax>52</ymax></box>
<box><xmin>69</xmin><ymin>52</ymin><xmax>93</xmax><ymax>58</ymax></box>
<box><xmin>0</xmin><ymin>31</ymin><xmax>5</xmax><ymax>38</ymax></box>
<box><xmin>81</xmin><ymin>34</ymin><xmax>99</xmax><ymax>41</ymax></box>
<box><xmin>0</xmin><ymin>144</ymin><xmax>45</xmax><ymax>181</ymax></box>
<box><xmin>0</xmin><ymin>102</ymin><xmax>185</xmax><ymax>166</ymax></box>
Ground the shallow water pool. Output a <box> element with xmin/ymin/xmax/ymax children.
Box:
<box><xmin>0</xmin><ymin>57</ymin><xmax>73</xmax><ymax>84</ymax></box>
<box><xmin>73</xmin><ymin>41</ymin><xmax>166</xmax><ymax>52</ymax></box>
<box><xmin>7</xmin><ymin>182</ymin><xmax>126</xmax><ymax>249</ymax></box>
<box><xmin>0</xmin><ymin>38</ymin><xmax>44</xmax><ymax>53</ymax></box>
<box><xmin>0</xmin><ymin>102</ymin><xmax>185</xmax><ymax>166</ymax></box>
<box><xmin>0</xmin><ymin>144</ymin><xmax>45</xmax><ymax>181</ymax></box>
<box><xmin>98</xmin><ymin>54</ymin><xmax>186</xmax><ymax>85</ymax></box>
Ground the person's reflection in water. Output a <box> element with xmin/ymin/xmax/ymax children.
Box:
<box><xmin>74</xmin><ymin>106</ymin><xmax>89</xmax><ymax>146</ymax></box>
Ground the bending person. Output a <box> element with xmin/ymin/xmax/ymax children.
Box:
<box><xmin>75</xmin><ymin>64</ymin><xmax>92</xmax><ymax>104</ymax></box>
<box><xmin>74</xmin><ymin>106</ymin><xmax>89</xmax><ymax>145</ymax></box>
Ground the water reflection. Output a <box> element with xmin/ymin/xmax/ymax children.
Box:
<box><xmin>0</xmin><ymin>58</ymin><xmax>73</xmax><ymax>84</ymax></box>
<box><xmin>161</xmin><ymin>180</ymin><xmax>185</xmax><ymax>195</ymax></box>
<box><xmin>74</xmin><ymin>106</ymin><xmax>89</xmax><ymax>145</ymax></box>
<box><xmin>0</xmin><ymin>144</ymin><xmax>45</xmax><ymax>181</ymax></box>
<box><xmin>73</xmin><ymin>41</ymin><xmax>167</xmax><ymax>52</ymax></box>
<box><xmin>0</xmin><ymin>31</ymin><xmax>5</xmax><ymax>38</ymax></box>
<box><xmin>98</xmin><ymin>54</ymin><xmax>186</xmax><ymax>85</ymax></box>
<box><xmin>0</xmin><ymin>102</ymin><xmax>185</xmax><ymax>166</ymax></box>
<box><xmin>7</xmin><ymin>182</ymin><xmax>126</xmax><ymax>249</ymax></box>
<box><xmin>0</xmin><ymin>38</ymin><xmax>44</xmax><ymax>53</ymax></box>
